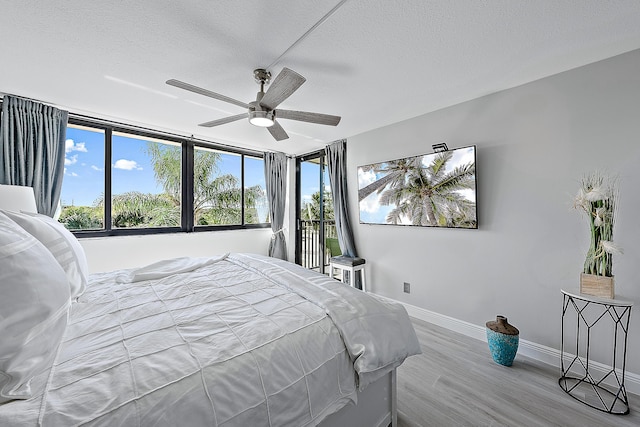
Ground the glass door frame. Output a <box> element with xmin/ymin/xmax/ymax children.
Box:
<box><xmin>295</xmin><ymin>149</ymin><xmax>328</xmax><ymax>272</ymax></box>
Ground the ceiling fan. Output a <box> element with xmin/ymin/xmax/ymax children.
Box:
<box><xmin>166</xmin><ymin>68</ymin><xmax>341</xmax><ymax>141</ymax></box>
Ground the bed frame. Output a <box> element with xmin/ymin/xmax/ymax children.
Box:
<box><xmin>319</xmin><ymin>369</ymin><xmax>397</xmax><ymax>427</ymax></box>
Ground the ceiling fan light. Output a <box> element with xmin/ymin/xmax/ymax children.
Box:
<box><xmin>249</xmin><ymin>110</ymin><xmax>275</xmax><ymax>127</ymax></box>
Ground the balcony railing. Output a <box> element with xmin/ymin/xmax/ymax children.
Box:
<box><xmin>300</xmin><ymin>219</ymin><xmax>336</xmax><ymax>272</ymax></box>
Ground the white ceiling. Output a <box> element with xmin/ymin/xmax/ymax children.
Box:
<box><xmin>1</xmin><ymin>1</ymin><xmax>640</xmax><ymax>155</ymax></box>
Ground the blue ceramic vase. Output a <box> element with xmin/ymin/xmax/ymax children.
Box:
<box><xmin>486</xmin><ymin>315</ymin><xmax>519</xmax><ymax>366</ymax></box>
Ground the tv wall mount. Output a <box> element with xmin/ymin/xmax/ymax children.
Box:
<box><xmin>432</xmin><ymin>142</ymin><xmax>449</xmax><ymax>153</ymax></box>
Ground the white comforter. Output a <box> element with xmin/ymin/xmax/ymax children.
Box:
<box><xmin>0</xmin><ymin>253</ymin><xmax>420</xmax><ymax>426</ymax></box>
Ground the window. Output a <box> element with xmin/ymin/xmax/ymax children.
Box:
<box><xmin>244</xmin><ymin>156</ymin><xmax>269</xmax><ymax>224</ymax></box>
<box><xmin>59</xmin><ymin>125</ymin><xmax>105</xmax><ymax>230</ymax></box>
<box><xmin>112</xmin><ymin>131</ymin><xmax>181</xmax><ymax>229</ymax></box>
<box><xmin>192</xmin><ymin>149</ymin><xmax>269</xmax><ymax>227</ymax></box>
<box><xmin>296</xmin><ymin>151</ymin><xmax>334</xmax><ymax>272</ymax></box>
<box><xmin>194</xmin><ymin>147</ymin><xmax>241</xmax><ymax>226</ymax></box>
<box><xmin>58</xmin><ymin>117</ymin><xmax>270</xmax><ymax>236</ymax></box>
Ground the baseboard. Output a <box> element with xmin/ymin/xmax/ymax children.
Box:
<box><xmin>398</xmin><ymin>300</ymin><xmax>640</xmax><ymax>396</ymax></box>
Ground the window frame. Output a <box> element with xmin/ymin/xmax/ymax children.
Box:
<box><xmin>66</xmin><ymin>115</ymin><xmax>271</xmax><ymax>238</ymax></box>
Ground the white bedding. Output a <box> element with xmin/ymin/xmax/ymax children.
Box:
<box><xmin>0</xmin><ymin>253</ymin><xmax>420</xmax><ymax>426</ymax></box>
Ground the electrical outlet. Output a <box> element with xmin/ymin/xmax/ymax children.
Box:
<box><xmin>403</xmin><ymin>282</ymin><xmax>410</xmax><ymax>293</ymax></box>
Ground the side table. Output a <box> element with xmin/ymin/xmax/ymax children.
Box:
<box><xmin>329</xmin><ymin>256</ymin><xmax>367</xmax><ymax>291</ymax></box>
<box><xmin>559</xmin><ymin>289</ymin><xmax>633</xmax><ymax>415</ymax></box>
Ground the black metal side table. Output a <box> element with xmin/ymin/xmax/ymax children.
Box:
<box><xmin>559</xmin><ymin>289</ymin><xmax>633</xmax><ymax>415</ymax></box>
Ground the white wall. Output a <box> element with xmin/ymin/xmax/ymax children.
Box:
<box><xmin>80</xmin><ymin>228</ymin><xmax>272</xmax><ymax>273</ymax></box>
<box><xmin>347</xmin><ymin>49</ymin><xmax>640</xmax><ymax>374</ymax></box>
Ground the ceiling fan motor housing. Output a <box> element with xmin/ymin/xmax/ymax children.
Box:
<box><xmin>253</xmin><ymin>68</ymin><xmax>271</xmax><ymax>85</ymax></box>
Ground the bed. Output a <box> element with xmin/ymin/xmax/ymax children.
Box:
<box><xmin>0</xmin><ymin>209</ymin><xmax>421</xmax><ymax>426</ymax></box>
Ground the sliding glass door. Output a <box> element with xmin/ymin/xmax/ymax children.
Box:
<box><xmin>296</xmin><ymin>151</ymin><xmax>336</xmax><ymax>273</ymax></box>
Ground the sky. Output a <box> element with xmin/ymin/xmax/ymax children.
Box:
<box><xmin>61</xmin><ymin>126</ymin><xmax>268</xmax><ymax>209</ymax></box>
<box><xmin>357</xmin><ymin>146</ymin><xmax>476</xmax><ymax>225</ymax></box>
<box><xmin>299</xmin><ymin>160</ymin><xmax>330</xmax><ymax>209</ymax></box>
<box><xmin>61</xmin><ymin>127</ymin><xmax>106</xmax><ymax>206</ymax></box>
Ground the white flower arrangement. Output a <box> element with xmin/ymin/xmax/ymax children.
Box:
<box><xmin>573</xmin><ymin>172</ymin><xmax>622</xmax><ymax>277</ymax></box>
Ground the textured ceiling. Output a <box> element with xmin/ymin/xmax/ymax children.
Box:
<box><xmin>1</xmin><ymin>0</ymin><xmax>640</xmax><ymax>155</ymax></box>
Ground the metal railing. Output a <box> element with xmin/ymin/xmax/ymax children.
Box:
<box><xmin>300</xmin><ymin>219</ymin><xmax>336</xmax><ymax>272</ymax></box>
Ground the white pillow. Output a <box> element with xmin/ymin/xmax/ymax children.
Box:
<box><xmin>0</xmin><ymin>211</ymin><xmax>71</xmax><ymax>403</ymax></box>
<box><xmin>1</xmin><ymin>210</ymin><xmax>88</xmax><ymax>299</ymax></box>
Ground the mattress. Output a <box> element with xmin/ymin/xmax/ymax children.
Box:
<box><xmin>0</xmin><ymin>253</ymin><xmax>420</xmax><ymax>426</ymax></box>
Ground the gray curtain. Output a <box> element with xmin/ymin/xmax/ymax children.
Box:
<box><xmin>0</xmin><ymin>95</ymin><xmax>68</xmax><ymax>216</ymax></box>
<box><xmin>264</xmin><ymin>151</ymin><xmax>288</xmax><ymax>260</ymax></box>
<box><xmin>326</xmin><ymin>139</ymin><xmax>358</xmax><ymax>257</ymax></box>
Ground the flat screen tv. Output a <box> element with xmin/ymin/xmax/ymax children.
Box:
<box><xmin>357</xmin><ymin>145</ymin><xmax>477</xmax><ymax>229</ymax></box>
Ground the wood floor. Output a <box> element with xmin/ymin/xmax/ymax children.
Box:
<box><xmin>396</xmin><ymin>317</ymin><xmax>640</xmax><ymax>427</ymax></box>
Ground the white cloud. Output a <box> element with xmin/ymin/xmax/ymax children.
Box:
<box><xmin>357</xmin><ymin>168</ymin><xmax>384</xmax><ymax>213</ymax></box>
<box><xmin>91</xmin><ymin>165</ymin><xmax>103</xmax><ymax>171</ymax></box>
<box><xmin>113</xmin><ymin>159</ymin><xmax>143</xmax><ymax>171</ymax></box>
<box><xmin>457</xmin><ymin>188</ymin><xmax>476</xmax><ymax>203</ymax></box>
<box><xmin>425</xmin><ymin>146</ymin><xmax>476</xmax><ymax>173</ymax></box>
<box><xmin>63</xmin><ymin>167</ymin><xmax>78</xmax><ymax>177</ymax></box>
<box><xmin>65</xmin><ymin>139</ymin><xmax>87</xmax><ymax>153</ymax></box>
<box><xmin>422</xmin><ymin>154</ymin><xmax>435</xmax><ymax>168</ymax></box>
<box><xmin>359</xmin><ymin>192</ymin><xmax>382</xmax><ymax>214</ymax></box>
<box><xmin>64</xmin><ymin>138</ymin><xmax>86</xmax><ymax>167</ymax></box>
<box><xmin>450</xmin><ymin>146</ymin><xmax>475</xmax><ymax>169</ymax></box>
<box><xmin>358</xmin><ymin>168</ymin><xmax>377</xmax><ymax>188</ymax></box>
<box><xmin>65</xmin><ymin>154</ymin><xmax>78</xmax><ymax>166</ymax></box>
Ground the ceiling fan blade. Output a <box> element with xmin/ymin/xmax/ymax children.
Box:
<box><xmin>276</xmin><ymin>109</ymin><xmax>341</xmax><ymax>126</ymax></box>
<box><xmin>166</xmin><ymin>79</ymin><xmax>250</xmax><ymax>109</ymax></box>
<box><xmin>199</xmin><ymin>113</ymin><xmax>248</xmax><ymax>127</ymax></box>
<box><xmin>259</xmin><ymin>68</ymin><xmax>306</xmax><ymax>110</ymax></box>
<box><xmin>267</xmin><ymin>121</ymin><xmax>289</xmax><ymax>141</ymax></box>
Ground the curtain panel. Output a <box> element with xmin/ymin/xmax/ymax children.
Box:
<box><xmin>326</xmin><ymin>139</ymin><xmax>358</xmax><ymax>257</ymax></box>
<box><xmin>0</xmin><ymin>95</ymin><xmax>69</xmax><ymax>216</ymax></box>
<box><xmin>264</xmin><ymin>151</ymin><xmax>288</xmax><ymax>260</ymax></box>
